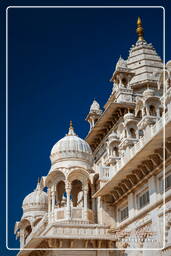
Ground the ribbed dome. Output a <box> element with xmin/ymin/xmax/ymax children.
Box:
<box><xmin>124</xmin><ymin>112</ymin><xmax>135</xmax><ymax>121</ymax></box>
<box><xmin>50</xmin><ymin>121</ymin><xmax>93</xmax><ymax>165</ymax></box>
<box><xmin>108</xmin><ymin>131</ymin><xmax>119</xmax><ymax>141</ymax></box>
<box><xmin>22</xmin><ymin>182</ymin><xmax>48</xmax><ymax>213</ymax></box>
<box><xmin>143</xmin><ymin>88</ymin><xmax>155</xmax><ymax>98</ymax></box>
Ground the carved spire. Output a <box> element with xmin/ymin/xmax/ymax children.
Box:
<box><xmin>136</xmin><ymin>16</ymin><xmax>144</xmax><ymax>41</ymax></box>
<box><xmin>67</xmin><ymin>120</ymin><xmax>76</xmax><ymax>136</ymax></box>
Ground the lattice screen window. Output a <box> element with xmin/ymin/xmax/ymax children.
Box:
<box><xmin>138</xmin><ymin>190</ymin><xmax>149</xmax><ymax>209</ymax></box>
<box><xmin>159</xmin><ymin>173</ymin><xmax>171</xmax><ymax>193</ymax></box>
<box><xmin>119</xmin><ymin>205</ymin><xmax>129</xmax><ymax>222</ymax></box>
<box><xmin>166</xmin><ymin>174</ymin><xmax>171</xmax><ymax>190</ymax></box>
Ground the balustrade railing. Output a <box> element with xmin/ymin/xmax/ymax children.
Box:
<box><xmin>48</xmin><ymin>207</ymin><xmax>94</xmax><ymax>224</ymax></box>
<box><xmin>99</xmin><ymin>166</ymin><xmax>110</xmax><ymax>180</ymax></box>
<box><xmin>98</xmin><ymin>103</ymin><xmax>171</xmax><ymax>181</ymax></box>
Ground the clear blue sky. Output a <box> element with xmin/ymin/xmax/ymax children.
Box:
<box><xmin>1</xmin><ymin>0</ymin><xmax>171</xmax><ymax>255</ymax></box>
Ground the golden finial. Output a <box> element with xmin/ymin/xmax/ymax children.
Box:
<box><xmin>136</xmin><ymin>16</ymin><xmax>144</xmax><ymax>41</ymax></box>
<box><xmin>67</xmin><ymin>120</ymin><xmax>76</xmax><ymax>136</ymax></box>
<box><xmin>70</xmin><ymin>120</ymin><xmax>73</xmax><ymax>128</ymax></box>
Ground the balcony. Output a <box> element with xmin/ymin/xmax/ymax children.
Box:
<box><xmin>48</xmin><ymin>207</ymin><xmax>95</xmax><ymax>224</ymax></box>
<box><xmin>94</xmin><ymin>101</ymin><xmax>171</xmax><ymax>197</ymax></box>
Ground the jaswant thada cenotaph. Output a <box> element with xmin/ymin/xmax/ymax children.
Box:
<box><xmin>14</xmin><ymin>17</ymin><xmax>171</xmax><ymax>256</ymax></box>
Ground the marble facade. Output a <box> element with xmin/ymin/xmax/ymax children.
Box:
<box><xmin>14</xmin><ymin>17</ymin><xmax>171</xmax><ymax>256</ymax></box>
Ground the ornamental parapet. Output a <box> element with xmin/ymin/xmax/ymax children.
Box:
<box><xmin>96</xmin><ymin>103</ymin><xmax>171</xmax><ymax>187</ymax></box>
<box><xmin>48</xmin><ymin>207</ymin><xmax>94</xmax><ymax>224</ymax></box>
<box><xmin>109</xmin><ymin>114</ymin><xmax>166</xmax><ymax>178</ymax></box>
<box><xmin>99</xmin><ymin>166</ymin><xmax>112</xmax><ymax>181</ymax></box>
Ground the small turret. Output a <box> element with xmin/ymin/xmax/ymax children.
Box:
<box><xmin>86</xmin><ymin>99</ymin><xmax>102</xmax><ymax>131</ymax></box>
<box><xmin>110</xmin><ymin>56</ymin><xmax>135</xmax><ymax>89</ymax></box>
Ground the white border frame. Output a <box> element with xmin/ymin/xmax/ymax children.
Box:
<box><xmin>6</xmin><ymin>5</ymin><xmax>166</xmax><ymax>252</ymax></box>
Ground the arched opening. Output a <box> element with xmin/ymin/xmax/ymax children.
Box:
<box><xmin>25</xmin><ymin>225</ymin><xmax>32</xmax><ymax>240</ymax></box>
<box><xmin>115</xmin><ymin>75</ymin><xmax>119</xmax><ymax>85</ymax></box>
<box><xmin>137</xmin><ymin>110</ymin><xmax>142</xmax><ymax>118</ymax></box>
<box><xmin>113</xmin><ymin>146</ymin><xmax>119</xmax><ymax>157</ymax></box>
<box><xmin>20</xmin><ymin>219</ymin><xmax>32</xmax><ymax>243</ymax></box>
<box><xmin>71</xmin><ymin>179</ymin><xmax>82</xmax><ymax>207</ymax></box>
<box><xmin>130</xmin><ymin>128</ymin><xmax>136</xmax><ymax>138</ymax></box>
<box><xmin>94</xmin><ymin>118</ymin><xmax>98</xmax><ymax>125</ymax></box>
<box><xmin>160</xmin><ymin>108</ymin><xmax>163</xmax><ymax>117</ymax></box>
<box><xmin>56</xmin><ymin>180</ymin><xmax>65</xmax><ymax>208</ymax></box>
<box><xmin>149</xmin><ymin>105</ymin><xmax>157</xmax><ymax>116</ymax></box>
<box><xmin>88</xmin><ymin>183</ymin><xmax>92</xmax><ymax>210</ymax></box>
<box><xmin>122</xmin><ymin>78</ymin><xmax>127</xmax><ymax>87</ymax></box>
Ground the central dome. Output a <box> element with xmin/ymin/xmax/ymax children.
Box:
<box><xmin>50</xmin><ymin>121</ymin><xmax>93</xmax><ymax>165</ymax></box>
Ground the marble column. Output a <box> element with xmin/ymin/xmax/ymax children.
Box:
<box><xmin>65</xmin><ymin>182</ymin><xmax>71</xmax><ymax>220</ymax></box>
<box><xmin>91</xmin><ymin>184</ymin><xmax>96</xmax><ymax>223</ymax></box>
<box><xmin>51</xmin><ymin>185</ymin><xmax>56</xmax><ymax>212</ymax></box>
<box><xmin>20</xmin><ymin>229</ymin><xmax>25</xmax><ymax>248</ymax></box>
<box><xmin>84</xmin><ymin>185</ymin><xmax>88</xmax><ymax>220</ymax></box>
<box><xmin>148</xmin><ymin>175</ymin><xmax>161</xmax><ymax>246</ymax></box>
<box><xmin>148</xmin><ymin>175</ymin><xmax>157</xmax><ymax>204</ymax></box>
<box><xmin>48</xmin><ymin>188</ymin><xmax>51</xmax><ymax>213</ymax></box>
<box><xmin>128</xmin><ymin>192</ymin><xmax>135</xmax><ymax>218</ymax></box>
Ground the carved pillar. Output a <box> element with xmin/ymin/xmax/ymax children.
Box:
<box><xmin>83</xmin><ymin>185</ymin><xmax>88</xmax><ymax>220</ymax></box>
<box><xmin>157</xmin><ymin>108</ymin><xmax>160</xmax><ymax>117</ymax></box>
<box><xmin>48</xmin><ymin>188</ymin><xmax>51</xmax><ymax>212</ymax></box>
<box><xmin>85</xmin><ymin>240</ymin><xmax>89</xmax><ymax>248</ymax></box>
<box><xmin>91</xmin><ymin>184</ymin><xmax>96</xmax><ymax>223</ymax></box>
<box><xmin>20</xmin><ymin>229</ymin><xmax>25</xmax><ymax>248</ymax></box>
<box><xmin>98</xmin><ymin>240</ymin><xmax>102</xmax><ymax>248</ymax></box>
<box><xmin>146</xmin><ymin>105</ymin><xmax>150</xmax><ymax>116</ymax></box>
<box><xmin>70</xmin><ymin>240</ymin><xmax>74</xmax><ymax>248</ymax></box>
<box><xmin>148</xmin><ymin>175</ymin><xmax>157</xmax><ymax>204</ymax></box>
<box><xmin>59</xmin><ymin>240</ymin><xmax>63</xmax><ymax>248</ymax></box>
<box><xmin>51</xmin><ymin>185</ymin><xmax>56</xmax><ymax>212</ymax></box>
<box><xmin>65</xmin><ymin>181</ymin><xmax>71</xmax><ymax>220</ymax></box>
<box><xmin>128</xmin><ymin>192</ymin><xmax>135</xmax><ymax>218</ymax></box>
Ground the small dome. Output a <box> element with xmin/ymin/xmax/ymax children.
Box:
<box><xmin>166</xmin><ymin>60</ymin><xmax>171</xmax><ymax>70</ymax></box>
<box><xmin>22</xmin><ymin>182</ymin><xmax>48</xmax><ymax>213</ymax></box>
<box><xmin>143</xmin><ymin>88</ymin><xmax>155</xmax><ymax>98</ymax></box>
<box><xmin>89</xmin><ymin>99</ymin><xmax>102</xmax><ymax>115</ymax></box>
<box><xmin>50</xmin><ymin>121</ymin><xmax>93</xmax><ymax>165</ymax></box>
<box><xmin>124</xmin><ymin>112</ymin><xmax>135</xmax><ymax>120</ymax></box>
<box><xmin>124</xmin><ymin>112</ymin><xmax>135</xmax><ymax>121</ymax></box>
<box><xmin>108</xmin><ymin>131</ymin><xmax>119</xmax><ymax>141</ymax></box>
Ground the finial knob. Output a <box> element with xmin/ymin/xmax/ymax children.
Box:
<box><xmin>67</xmin><ymin>120</ymin><xmax>76</xmax><ymax>136</ymax></box>
<box><xmin>136</xmin><ymin>16</ymin><xmax>144</xmax><ymax>41</ymax></box>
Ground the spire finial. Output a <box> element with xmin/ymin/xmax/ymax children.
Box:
<box><xmin>67</xmin><ymin>120</ymin><xmax>76</xmax><ymax>136</ymax></box>
<box><xmin>136</xmin><ymin>16</ymin><xmax>144</xmax><ymax>41</ymax></box>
